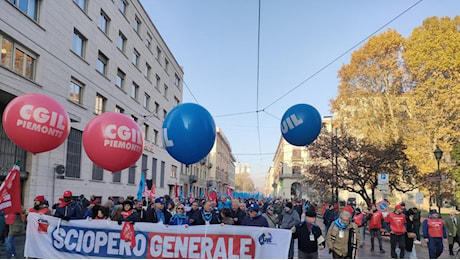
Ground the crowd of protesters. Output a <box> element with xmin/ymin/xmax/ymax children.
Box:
<box><xmin>2</xmin><ymin>190</ymin><xmax>457</xmax><ymax>259</ymax></box>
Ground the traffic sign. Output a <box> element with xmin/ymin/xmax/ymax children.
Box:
<box><xmin>377</xmin><ymin>200</ymin><xmax>389</xmax><ymax>212</ymax></box>
<box><xmin>377</xmin><ymin>184</ymin><xmax>389</xmax><ymax>191</ymax></box>
<box><xmin>378</xmin><ymin>173</ymin><xmax>389</xmax><ymax>185</ymax></box>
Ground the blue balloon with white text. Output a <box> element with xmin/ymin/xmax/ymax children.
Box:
<box><xmin>280</xmin><ymin>104</ymin><xmax>322</xmax><ymax>146</ymax></box>
<box><xmin>162</xmin><ymin>103</ymin><xmax>216</xmax><ymax>165</ymax></box>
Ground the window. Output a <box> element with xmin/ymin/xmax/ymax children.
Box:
<box><xmin>99</xmin><ymin>10</ymin><xmax>110</xmax><ymax>34</ymax></box>
<box><xmin>145</xmin><ymin>33</ymin><xmax>152</xmax><ymax>49</ymax></box>
<box><xmin>160</xmin><ymin>161</ymin><xmax>165</xmax><ymax>188</ymax></box>
<box><xmin>92</xmin><ymin>164</ymin><xmax>103</xmax><ymax>181</ymax></box>
<box><xmin>11</xmin><ymin>0</ymin><xmax>39</xmax><ymax>21</ymax></box>
<box><xmin>152</xmin><ymin>158</ymin><xmax>157</xmax><ymax>184</ymax></box>
<box><xmin>112</xmin><ymin>171</ymin><xmax>121</xmax><ymax>183</ymax></box>
<box><xmin>174</xmin><ymin>96</ymin><xmax>180</xmax><ymax>106</ymax></box>
<box><xmin>74</xmin><ymin>0</ymin><xmax>86</xmax><ymax>11</ymax></box>
<box><xmin>117</xmin><ymin>31</ymin><xmax>126</xmax><ymax>52</ymax></box>
<box><xmin>155</xmin><ymin>74</ymin><xmax>160</xmax><ymax>89</ymax></box>
<box><xmin>153</xmin><ymin>129</ymin><xmax>158</xmax><ymax>145</ymax></box>
<box><xmin>1</xmin><ymin>36</ymin><xmax>13</xmax><ymax>68</ymax></box>
<box><xmin>69</xmin><ymin>78</ymin><xmax>83</xmax><ymax>104</ymax></box>
<box><xmin>143</xmin><ymin>93</ymin><xmax>150</xmax><ymax>108</ymax></box>
<box><xmin>164</xmin><ymin>58</ymin><xmax>169</xmax><ymax>73</ymax></box>
<box><xmin>119</xmin><ymin>0</ymin><xmax>127</xmax><ymax>15</ymax></box>
<box><xmin>171</xmin><ymin>165</ymin><xmax>177</xmax><ymax>178</ymax></box>
<box><xmin>14</xmin><ymin>46</ymin><xmax>35</xmax><ymax>80</ymax></box>
<box><xmin>134</xmin><ymin>16</ymin><xmax>141</xmax><ymax>33</ymax></box>
<box><xmin>72</xmin><ymin>29</ymin><xmax>86</xmax><ymax>57</ymax></box>
<box><xmin>174</xmin><ymin>74</ymin><xmax>180</xmax><ymax>88</ymax></box>
<box><xmin>144</xmin><ymin>63</ymin><xmax>151</xmax><ymax>79</ymax></box>
<box><xmin>116</xmin><ymin>68</ymin><xmax>125</xmax><ymax>89</ymax></box>
<box><xmin>97</xmin><ymin>51</ymin><xmax>108</xmax><ymax>75</ymax></box>
<box><xmin>163</xmin><ymin>84</ymin><xmax>168</xmax><ymax>99</ymax></box>
<box><xmin>154</xmin><ymin>102</ymin><xmax>159</xmax><ymax>116</ymax></box>
<box><xmin>292</xmin><ymin>165</ymin><xmax>301</xmax><ymax>175</ymax></box>
<box><xmin>115</xmin><ymin>105</ymin><xmax>124</xmax><ymax>114</ymax></box>
<box><xmin>156</xmin><ymin>46</ymin><xmax>161</xmax><ymax>60</ymax></box>
<box><xmin>132</xmin><ymin>49</ymin><xmax>139</xmax><ymax>67</ymax></box>
<box><xmin>95</xmin><ymin>93</ymin><xmax>106</xmax><ymax>115</ymax></box>
<box><xmin>163</xmin><ymin>109</ymin><xmax>167</xmax><ymax>120</ymax></box>
<box><xmin>132</xmin><ymin>115</ymin><xmax>138</xmax><ymax>122</ymax></box>
<box><xmin>292</xmin><ymin>149</ymin><xmax>302</xmax><ymax>159</ymax></box>
<box><xmin>131</xmin><ymin>82</ymin><xmax>139</xmax><ymax>99</ymax></box>
<box><xmin>1</xmin><ymin>33</ymin><xmax>37</xmax><ymax>80</ymax></box>
<box><xmin>66</xmin><ymin>128</ymin><xmax>82</xmax><ymax>178</ymax></box>
<box><xmin>128</xmin><ymin>165</ymin><xmax>136</xmax><ymax>184</ymax></box>
<box><xmin>142</xmin><ymin>124</ymin><xmax>149</xmax><ymax>141</ymax></box>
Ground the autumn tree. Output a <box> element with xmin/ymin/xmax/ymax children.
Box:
<box><xmin>306</xmin><ymin>130</ymin><xmax>418</xmax><ymax>207</ymax></box>
<box><xmin>331</xmin><ymin>29</ymin><xmax>410</xmax><ymax>146</ymax></box>
<box><xmin>235</xmin><ymin>172</ymin><xmax>255</xmax><ymax>192</ymax></box>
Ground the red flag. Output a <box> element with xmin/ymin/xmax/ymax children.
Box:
<box><xmin>203</xmin><ymin>189</ymin><xmax>208</xmax><ymax>199</ymax></box>
<box><xmin>174</xmin><ymin>182</ymin><xmax>178</xmax><ymax>198</ymax></box>
<box><xmin>207</xmin><ymin>190</ymin><xmax>218</xmax><ymax>202</ymax></box>
<box><xmin>0</xmin><ymin>165</ymin><xmax>22</xmax><ymax>224</ymax></box>
<box><xmin>150</xmin><ymin>181</ymin><xmax>156</xmax><ymax>200</ymax></box>
<box><xmin>120</xmin><ymin>222</ymin><xmax>136</xmax><ymax>249</ymax></box>
<box><xmin>226</xmin><ymin>187</ymin><xmax>234</xmax><ymax>200</ymax></box>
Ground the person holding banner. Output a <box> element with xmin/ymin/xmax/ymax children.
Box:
<box><xmin>54</xmin><ymin>191</ymin><xmax>83</xmax><ymax>220</ymax></box>
<box><xmin>241</xmin><ymin>203</ymin><xmax>268</xmax><ymax>227</ymax></box>
<box><xmin>117</xmin><ymin>200</ymin><xmax>140</xmax><ymax>224</ymax></box>
<box><xmin>26</xmin><ymin>196</ymin><xmax>51</xmax><ymax>216</ymax></box>
<box><xmin>191</xmin><ymin>201</ymin><xmax>220</xmax><ymax>225</ymax></box>
<box><xmin>168</xmin><ymin>204</ymin><xmax>190</xmax><ymax>226</ymax></box>
<box><xmin>230</xmin><ymin>199</ymin><xmax>247</xmax><ymax>225</ymax></box>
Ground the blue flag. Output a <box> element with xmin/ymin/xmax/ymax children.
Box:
<box><xmin>137</xmin><ymin>172</ymin><xmax>146</xmax><ymax>200</ymax></box>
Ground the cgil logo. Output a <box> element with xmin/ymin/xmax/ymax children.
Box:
<box><xmin>16</xmin><ymin>105</ymin><xmax>67</xmax><ymax>137</ymax></box>
<box><xmin>103</xmin><ymin>124</ymin><xmax>143</xmax><ymax>152</ymax></box>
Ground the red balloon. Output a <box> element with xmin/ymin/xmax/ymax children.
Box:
<box><xmin>83</xmin><ymin>112</ymin><xmax>144</xmax><ymax>172</ymax></box>
<box><xmin>2</xmin><ymin>93</ymin><xmax>70</xmax><ymax>154</ymax></box>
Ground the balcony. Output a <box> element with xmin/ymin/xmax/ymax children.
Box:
<box><xmin>189</xmin><ymin>175</ymin><xmax>198</xmax><ymax>183</ymax></box>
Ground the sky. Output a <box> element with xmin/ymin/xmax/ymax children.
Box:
<box><xmin>140</xmin><ymin>0</ymin><xmax>460</xmax><ymax>189</ymax></box>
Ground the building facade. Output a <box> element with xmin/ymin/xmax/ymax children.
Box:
<box><xmin>208</xmin><ymin>127</ymin><xmax>235</xmax><ymax>195</ymax></box>
<box><xmin>0</xmin><ymin>0</ymin><xmax>192</xmax><ymax>209</ymax></box>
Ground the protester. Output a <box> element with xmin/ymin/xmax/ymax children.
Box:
<box><xmin>422</xmin><ymin>209</ymin><xmax>447</xmax><ymax>259</ymax></box>
<box><xmin>446</xmin><ymin>211</ymin><xmax>460</xmax><ymax>255</ymax></box>
<box><xmin>293</xmin><ymin>206</ymin><xmax>325</xmax><ymax>259</ymax></box>
<box><xmin>405</xmin><ymin>208</ymin><xmax>416</xmax><ymax>254</ymax></box>
<box><xmin>241</xmin><ymin>203</ymin><xmax>268</xmax><ymax>227</ymax></box>
<box><xmin>26</xmin><ymin>196</ymin><xmax>51</xmax><ymax>216</ymax></box>
<box><xmin>187</xmin><ymin>201</ymin><xmax>200</xmax><ymax>220</ymax></box>
<box><xmin>6</xmin><ymin>211</ymin><xmax>25</xmax><ymax>259</ymax></box>
<box><xmin>327</xmin><ymin>210</ymin><xmax>360</xmax><ymax>259</ymax></box>
<box><xmin>117</xmin><ymin>200</ymin><xmax>140</xmax><ymax>224</ymax></box>
<box><xmin>385</xmin><ymin>204</ymin><xmax>407</xmax><ymax>259</ymax></box>
<box><xmin>133</xmin><ymin>200</ymin><xmax>147</xmax><ymax>221</ymax></box>
<box><xmin>168</xmin><ymin>204</ymin><xmax>189</xmax><ymax>226</ymax></box>
<box><xmin>230</xmin><ymin>199</ymin><xmax>247</xmax><ymax>225</ymax></box>
<box><xmin>220</xmin><ymin>208</ymin><xmax>235</xmax><ymax>225</ymax></box>
<box><xmin>280</xmin><ymin>202</ymin><xmax>300</xmax><ymax>259</ymax></box>
<box><xmin>323</xmin><ymin>204</ymin><xmax>338</xmax><ymax>235</ymax></box>
<box><xmin>353</xmin><ymin>207</ymin><xmax>365</xmax><ymax>248</ymax></box>
<box><xmin>145</xmin><ymin>197</ymin><xmax>172</xmax><ymax>224</ymax></box>
<box><xmin>367</xmin><ymin>203</ymin><xmax>385</xmax><ymax>253</ymax></box>
<box><xmin>262</xmin><ymin>205</ymin><xmax>279</xmax><ymax>228</ymax></box>
<box><xmin>191</xmin><ymin>201</ymin><xmax>220</xmax><ymax>225</ymax></box>
<box><xmin>54</xmin><ymin>191</ymin><xmax>83</xmax><ymax>220</ymax></box>
<box><xmin>412</xmin><ymin>207</ymin><xmax>422</xmax><ymax>244</ymax></box>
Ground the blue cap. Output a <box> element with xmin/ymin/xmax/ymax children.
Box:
<box><xmin>429</xmin><ymin>209</ymin><xmax>438</xmax><ymax>215</ymax></box>
<box><xmin>248</xmin><ymin>203</ymin><xmax>259</xmax><ymax>212</ymax></box>
<box><xmin>155</xmin><ymin>197</ymin><xmax>165</xmax><ymax>204</ymax></box>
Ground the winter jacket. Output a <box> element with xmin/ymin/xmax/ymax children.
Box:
<box><xmin>54</xmin><ymin>200</ymin><xmax>83</xmax><ymax>220</ymax></box>
<box><xmin>327</xmin><ymin>221</ymin><xmax>360</xmax><ymax>258</ymax></box>
<box><xmin>230</xmin><ymin>208</ymin><xmax>247</xmax><ymax>225</ymax></box>
<box><xmin>262</xmin><ymin>212</ymin><xmax>279</xmax><ymax>228</ymax></box>
<box><xmin>280</xmin><ymin>209</ymin><xmax>300</xmax><ymax>229</ymax></box>
<box><xmin>241</xmin><ymin>214</ymin><xmax>269</xmax><ymax>227</ymax></box>
<box><xmin>118</xmin><ymin>210</ymin><xmax>140</xmax><ymax>223</ymax></box>
<box><xmin>293</xmin><ymin>221</ymin><xmax>324</xmax><ymax>253</ymax></box>
<box><xmin>168</xmin><ymin>213</ymin><xmax>190</xmax><ymax>225</ymax></box>
<box><xmin>190</xmin><ymin>209</ymin><xmax>220</xmax><ymax>225</ymax></box>
<box><xmin>323</xmin><ymin>209</ymin><xmax>338</xmax><ymax>228</ymax></box>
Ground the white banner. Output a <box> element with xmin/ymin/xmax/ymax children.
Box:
<box><xmin>25</xmin><ymin>213</ymin><xmax>291</xmax><ymax>259</ymax></box>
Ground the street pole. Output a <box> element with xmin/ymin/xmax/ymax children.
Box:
<box><xmin>437</xmin><ymin>159</ymin><xmax>441</xmax><ymax>214</ymax></box>
<box><xmin>334</xmin><ymin>128</ymin><xmax>339</xmax><ymax>204</ymax></box>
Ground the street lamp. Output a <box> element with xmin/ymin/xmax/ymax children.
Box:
<box><xmin>433</xmin><ymin>146</ymin><xmax>443</xmax><ymax>214</ymax></box>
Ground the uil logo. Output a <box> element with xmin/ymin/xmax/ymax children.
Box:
<box><xmin>258</xmin><ymin>232</ymin><xmax>274</xmax><ymax>245</ymax></box>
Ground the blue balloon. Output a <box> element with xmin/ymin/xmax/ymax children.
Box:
<box><xmin>280</xmin><ymin>104</ymin><xmax>322</xmax><ymax>146</ymax></box>
<box><xmin>162</xmin><ymin>103</ymin><xmax>216</xmax><ymax>165</ymax></box>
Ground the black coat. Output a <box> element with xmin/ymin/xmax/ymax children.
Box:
<box><xmin>230</xmin><ymin>208</ymin><xmax>247</xmax><ymax>225</ymax></box>
<box><xmin>145</xmin><ymin>208</ymin><xmax>172</xmax><ymax>224</ymax></box>
<box><xmin>293</xmin><ymin>222</ymin><xmax>324</xmax><ymax>253</ymax></box>
<box><xmin>191</xmin><ymin>209</ymin><xmax>220</xmax><ymax>225</ymax></box>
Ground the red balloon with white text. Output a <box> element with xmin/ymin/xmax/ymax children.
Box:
<box><xmin>83</xmin><ymin>112</ymin><xmax>144</xmax><ymax>172</ymax></box>
<box><xmin>2</xmin><ymin>93</ymin><xmax>70</xmax><ymax>154</ymax></box>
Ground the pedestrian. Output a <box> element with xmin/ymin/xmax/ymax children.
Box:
<box><xmin>326</xmin><ymin>210</ymin><xmax>360</xmax><ymax>259</ymax></box>
<box><xmin>133</xmin><ymin>200</ymin><xmax>147</xmax><ymax>221</ymax></box>
<box><xmin>230</xmin><ymin>199</ymin><xmax>247</xmax><ymax>225</ymax></box>
<box><xmin>117</xmin><ymin>200</ymin><xmax>140</xmax><ymax>224</ymax></box>
<box><xmin>0</xmin><ymin>211</ymin><xmax>5</xmax><ymax>244</ymax></box>
<box><xmin>241</xmin><ymin>203</ymin><xmax>268</xmax><ymax>227</ymax></box>
<box><xmin>190</xmin><ymin>201</ymin><xmax>220</xmax><ymax>225</ymax></box>
<box><xmin>280</xmin><ymin>202</ymin><xmax>300</xmax><ymax>259</ymax></box>
<box><xmin>239</xmin><ymin>202</ymin><xmax>247</xmax><ymax>212</ymax></box>
<box><xmin>262</xmin><ymin>205</ymin><xmax>279</xmax><ymax>228</ymax></box>
<box><xmin>366</xmin><ymin>203</ymin><xmax>385</xmax><ymax>253</ymax></box>
<box><xmin>323</xmin><ymin>204</ymin><xmax>338</xmax><ymax>235</ymax></box>
<box><xmin>186</xmin><ymin>201</ymin><xmax>200</xmax><ymax>220</ymax></box>
<box><xmin>422</xmin><ymin>209</ymin><xmax>447</xmax><ymax>259</ymax></box>
<box><xmin>54</xmin><ymin>190</ymin><xmax>83</xmax><ymax>220</ymax></box>
<box><xmin>145</xmin><ymin>197</ymin><xmax>172</xmax><ymax>224</ymax></box>
<box><xmin>219</xmin><ymin>207</ymin><xmax>235</xmax><ymax>225</ymax></box>
<box><xmin>6</xmin><ymin>211</ymin><xmax>25</xmax><ymax>259</ymax></box>
<box><xmin>412</xmin><ymin>207</ymin><xmax>422</xmax><ymax>244</ymax></box>
<box><xmin>445</xmin><ymin>211</ymin><xmax>460</xmax><ymax>256</ymax></box>
<box><xmin>405</xmin><ymin>209</ymin><xmax>416</xmax><ymax>254</ymax></box>
<box><xmin>353</xmin><ymin>208</ymin><xmax>365</xmax><ymax>248</ymax></box>
<box><xmin>293</xmin><ymin>206</ymin><xmax>325</xmax><ymax>259</ymax></box>
<box><xmin>26</xmin><ymin>195</ymin><xmax>51</xmax><ymax>216</ymax></box>
<box><xmin>168</xmin><ymin>203</ymin><xmax>190</xmax><ymax>226</ymax></box>
<box><xmin>385</xmin><ymin>204</ymin><xmax>407</xmax><ymax>259</ymax></box>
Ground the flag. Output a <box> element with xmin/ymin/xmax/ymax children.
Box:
<box><xmin>226</xmin><ymin>186</ymin><xmax>234</xmax><ymax>200</ymax></box>
<box><xmin>179</xmin><ymin>187</ymin><xmax>184</xmax><ymax>200</ymax></box>
<box><xmin>189</xmin><ymin>187</ymin><xmax>194</xmax><ymax>201</ymax></box>
<box><xmin>174</xmin><ymin>182</ymin><xmax>178</xmax><ymax>198</ymax></box>
<box><xmin>207</xmin><ymin>189</ymin><xmax>218</xmax><ymax>202</ymax></box>
<box><xmin>203</xmin><ymin>189</ymin><xmax>208</xmax><ymax>199</ymax></box>
<box><xmin>120</xmin><ymin>222</ymin><xmax>136</xmax><ymax>249</ymax></box>
<box><xmin>150</xmin><ymin>181</ymin><xmax>156</xmax><ymax>199</ymax></box>
<box><xmin>137</xmin><ymin>172</ymin><xmax>146</xmax><ymax>201</ymax></box>
<box><xmin>0</xmin><ymin>164</ymin><xmax>22</xmax><ymax>224</ymax></box>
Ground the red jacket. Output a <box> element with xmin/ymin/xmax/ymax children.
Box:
<box><xmin>367</xmin><ymin>210</ymin><xmax>383</xmax><ymax>229</ymax></box>
<box><xmin>385</xmin><ymin>212</ymin><xmax>407</xmax><ymax>235</ymax></box>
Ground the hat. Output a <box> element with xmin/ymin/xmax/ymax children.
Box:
<box><xmin>63</xmin><ymin>191</ymin><xmax>72</xmax><ymax>197</ymax></box>
<box><xmin>248</xmin><ymin>203</ymin><xmax>259</xmax><ymax>212</ymax></box>
<box><xmin>429</xmin><ymin>209</ymin><xmax>438</xmax><ymax>215</ymax></box>
<box><xmin>123</xmin><ymin>200</ymin><xmax>133</xmax><ymax>207</ymax></box>
<box><xmin>285</xmin><ymin>202</ymin><xmax>293</xmax><ymax>209</ymax></box>
<box><xmin>34</xmin><ymin>195</ymin><xmax>45</xmax><ymax>204</ymax></box>
<box><xmin>306</xmin><ymin>206</ymin><xmax>317</xmax><ymax>217</ymax></box>
<box><xmin>155</xmin><ymin>197</ymin><xmax>165</xmax><ymax>204</ymax></box>
<box><xmin>395</xmin><ymin>205</ymin><xmax>403</xmax><ymax>210</ymax></box>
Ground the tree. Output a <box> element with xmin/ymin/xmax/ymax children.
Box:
<box><xmin>306</xmin><ymin>130</ymin><xmax>418</xmax><ymax>207</ymax></box>
<box><xmin>331</xmin><ymin>29</ymin><xmax>410</xmax><ymax>146</ymax></box>
<box><xmin>235</xmin><ymin>173</ymin><xmax>255</xmax><ymax>192</ymax></box>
